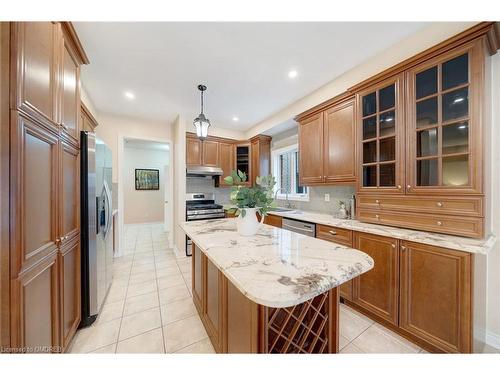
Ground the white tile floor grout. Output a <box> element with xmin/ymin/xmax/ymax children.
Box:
<box><xmin>68</xmin><ymin>223</ymin><xmax>431</xmax><ymax>354</ymax></box>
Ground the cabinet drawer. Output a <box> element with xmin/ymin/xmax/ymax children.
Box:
<box><xmin>357</xmin><ymin>195</ymin><xmax>483</xmax><ymax>217</ymax></box>
<box><xmin>357</xmin><ymin>209</ymin><xmax>483</xmax><ymax>238</ymax></box>
<box><xmin>316</xmin><ymin>224</ymin><xmax>353</xmax><ymax>247</ymax></box>
<box><xmin>263</xmin><ymin>214</ymin><xmax>282</xmax><ymax>228</ymax></box>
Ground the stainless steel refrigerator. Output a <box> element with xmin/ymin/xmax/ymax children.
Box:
<box><xmin>80</xmin><ymin>131</ymin><xmax>114</xmax><ymax>327</ymax></box>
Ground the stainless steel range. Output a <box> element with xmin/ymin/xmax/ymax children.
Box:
<box><xmin>185</xmin><ymin>193</ymin><xmax>225</xmax><ymax>256</ymax></box>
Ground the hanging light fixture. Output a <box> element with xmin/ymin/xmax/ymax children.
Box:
<box><xmin>193</xmin><ymin>84</ymin><xmax>211</xmax><ymax>140</ymax></box>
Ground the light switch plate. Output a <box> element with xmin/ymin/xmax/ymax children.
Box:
<box><xmin>324</xmin><ymin>194</ymin><xmax>330</xmax><ymax>202</ymax></box>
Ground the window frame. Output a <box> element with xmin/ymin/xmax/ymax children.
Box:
<box><xmin>271</xmin><ymin>144</ymin><xmax>310</xmax><ymax>202</ymax></box>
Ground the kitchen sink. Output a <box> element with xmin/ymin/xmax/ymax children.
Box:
<box><xmin>269</xmin><ymin>207</ymin><xmax>297</xmax><ymax>213</ymax></box>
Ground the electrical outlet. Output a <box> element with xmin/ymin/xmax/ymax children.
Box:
<box><xmin>324</xmin><ymin>193</ymin><xmax>330</xmax><ymax>202</ymax></box>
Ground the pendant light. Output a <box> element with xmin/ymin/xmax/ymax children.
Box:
<box><xmin>193</xmin><ymin>84</ymin><xmax>211</xmax><ymax>140</ymax></box>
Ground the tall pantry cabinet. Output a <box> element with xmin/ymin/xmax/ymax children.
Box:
<box><xmin>7</xmin><ymin>22</ymin><xmax>89</xmax><ymax>352</ymax></box>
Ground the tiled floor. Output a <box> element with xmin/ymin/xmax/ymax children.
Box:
<box><xmin>68</xmin><ymin>223</ymin><xmax>425</xmax><ymax>354</ymax></box>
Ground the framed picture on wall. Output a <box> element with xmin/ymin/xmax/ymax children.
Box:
<box><xmin>135</xmin><ymin>169</ymin><xmax>160</xmax><ymax>190</ymax></box>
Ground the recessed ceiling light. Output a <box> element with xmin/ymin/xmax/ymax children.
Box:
<box><xmin>232</xmin><ymin>116</ymin><xmax>239</xmax><ymax>122</ymax></box>
<box><xmin>124</xmin><ymin>91</ymin><xmax>135</xmax><ymax>100</ymax></box>
<box><xmin>288</xmin><ymin>70</ymin><xmax>298</xmax><ymax>79</ymax></box>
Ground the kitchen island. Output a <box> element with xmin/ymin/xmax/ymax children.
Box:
<box><xmin>180</xmin><ymin>219</ymin><xmax>373</xmax><ymax>353</ymax></box>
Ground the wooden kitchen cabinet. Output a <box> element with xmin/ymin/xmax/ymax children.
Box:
<box><xmin>405</xmin><ymin>39</ymin><xmax>484</xmax><ymax>196</ymax></box>
<box><xmin>202</xmin><ymin>139</ymin><xmax>219</xmax><ymax>167</ymax></box>
<box><xmin>324</xmin><ymin>98</ymin><xmax>356</xmax><ymax>183</ymax></box>
<box><xmin>298</xmin><ymin>112</ymin><xmax>324</xmax><ymax>185</ymax></box>
<box><xmin>218</xmin><ymin>142</ymin><xmax>234</xmax><ymax>186</ymax></box>
<box><xmin>81</xmin><ymin>102</ymin><xmax>98</xmax><ymax>133</ymax></box>
<box><xmin>399</xmin><ymin>241</ymin><xmax>472</xmax><ymax>353</ymax></box>
<box><xmin>250</xmin><ymin>135</ymin><xmax>271</xmax><ymax>185</ymax></box>
<box><xmin>60</xmin><ymin>27</ymin><xmax>80</xmax><ymax>146</ymax></box>
<box><xmin>192</xmin><ymin>244</ymin><xmax>203</xmax><ymax>313</ymax></box>
<box><xmin>356</xmin><ymin>74</ymin><xmax>405</xmax><ymax>194</ymax></box>
<box><xmin>191</xmin><ymin>244</ymin><xmax>224</xmax><ymax>352</ymax></box>
<box><xmin>352</xmin><ymin>232</ymin><xmax>399</xmax><ymax>325</ymax></box>
<box><xmin>263</xmin><ymin>214</ymin><xmax>282</xmax><ymax>228</ymax></box>
<box><xmin>8</xmin><ymin>22</ymin><xmax>88</xmax><ymax>352</ymax></box>
<box><xmin>315</xmin><ymin>224</ymin><xmax>354</xmax><ymax>301</ymax></box>
<box><xmin>296</xmin><ymin>94</ymin><xmax>357</xmax><ymax>186</ymax></box>
<box><xmin>235</xmin><ymin>143</ymin><xmax>251</xmax><ymax>187</ymax></box>
<box><xmin>186</xmin><ymin>135</ymin><xmax>202</xmax><ymax>166</ymax></box>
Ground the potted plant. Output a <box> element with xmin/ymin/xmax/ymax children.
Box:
<box><xmin>224</xmin><ymin>170</ymin><xmax>276</xmax><ymax>236</ymax></box>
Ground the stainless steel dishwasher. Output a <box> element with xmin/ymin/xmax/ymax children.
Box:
<box><xmin>281</xmin><ymin>218</ymin><xmax>316</xmax><ymax>237</ymax></box>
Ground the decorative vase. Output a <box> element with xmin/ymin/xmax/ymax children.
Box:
<box><xmin>236</xmin><ymin>207</ymin><xmax>265</xmax><ymax>236</ymax></box>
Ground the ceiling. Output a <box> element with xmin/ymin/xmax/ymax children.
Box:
<box><xmin>74</xmin><ymin>22</ymin><xmax>428</xmax><ymax>132</ymax></box>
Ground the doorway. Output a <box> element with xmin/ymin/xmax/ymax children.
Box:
<box><xmin>117</xmin><ymin>136</ymin><xmax>173</xmax><ymax>256</ymax></box>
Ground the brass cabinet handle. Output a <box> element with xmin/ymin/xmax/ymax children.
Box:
<box><xmin>407</xmin><ymin>185</ymin><xmax>411</xmax><ymax>189</ymax></box>
<box><xmin>397</xmin><ymin>185</ymin><xmax>402</xmax><ymax>189</ymax></box>
<box><xmin>55</xmin><ymin>238</ymin><xmax>61</xmax><ymax>244</ymax></box>
<box><xmin>375</xmin><ymin>214</ymin><xmax>380</xmax><ymax>220</ymax></box>
<box><xmin>401</xmin><ymin>245</ymin><xmax>406</xmax><ymax>251</ymax></box>
<box><xmin>391</xmin><ymin>243</ymin><xmax>396</xmax><ymax>248</ymax></box>
<box><xmin>437</xmin><ymin>221</ymin><xmax>443</xmax><ymax>226</ymax></box>
<box><xmin>328</xmin><ymin>230</ymin><xmax>337</xmax><ymax>236</ymax></box>
<box><xmin>375</xmin><ymin>199</ymin><xmax>380</xmax><ymax>204</ymax></box>
<box><xmin>436</xmin><ymin>202</ymin><xmax>443</xmax><ymax>207</ymax></box>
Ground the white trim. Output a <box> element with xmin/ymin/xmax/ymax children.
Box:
<box><xmin>486</xmin><ymin>330</ymin><xmax>500</xmax><ymax>350</ymax></box>
<box><xmin>271</xmin><ymin>143</ymin><xmax>310</xmax><ymax>202</ymax></box>
<box><xmin>117</xmin><ymin>133</ymin><xmax>173</xmax><ymax>259</ymax></box>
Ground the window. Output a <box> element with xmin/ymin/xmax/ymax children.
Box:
<box><xmin>272</xmin><ymin>144</ymin><xmax>309</xmax><ymax>201</ymax></box>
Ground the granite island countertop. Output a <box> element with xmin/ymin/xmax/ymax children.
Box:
<box><xmin>223</xmin><ymin>205</ymin><xmax>495</xmax><ymax>255</ymax></box>
<box><xmin>180</xmin><ymin>219</ymin><xmax>374</xmax><ymax>308</ymax></box>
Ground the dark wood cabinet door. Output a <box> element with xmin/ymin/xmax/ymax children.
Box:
<box><xmin>324</xmin><ymin>99</ymin><xmax>356</xmax><ymax>183</ymax></box>
<box><xmin>298</xmin><ymin>113</ymin><xmax>324</xmax><ymax>185</ymax></box>
<box><xmin>263</xmin><ymin>214</ymin><xmax>282</xmax><ymax>228</ymax></box>
<box><xmin>59</xmin><ymin>238</ymin><xmax>80</xmax><ymax>350</ymax></box>
<box><xmin>59</xmin><ymin>141</ymin><xmax>79</xmax><ymax>242</ymax></box>
<box><xmin>204</xmin><ymin>258</ymin><xmax>223</xmax><ymax>352</ymax></box>
<box><xmin>399</xmin><ymin>241</ymin><xmax>472</xmax><ymax>353</ymax></box>
<box><xmin>186</xmin><ymin>137</ymin><xmax>202</xmax><ymax>166</ymax></box>
<box><xmin>12</xmin><ymin>22</ymin><xmax>57</xmax><ymax>130</ymax></box>
<box><xmin>356</xmin><ymin>74</ymin><xmax>405</xmax><ymax>194</ymax></box>
<box><xmin>10</xmin><ymin>252</ymin><xmax>60</xmax><ymax>352</ymax></box>
<box><xmin>352</xmin><ymin>232</ymin><xmax>399</xmax><ymax>325</ymax></box>
<box><xmin>60</xmin><ymin>34</ymin><xmax>80</xmax><ymax>145</ymax></box>
<box><xmin>218</xmin><ymin>142</ymin><xmax>234</xmax><ymax>186</ymax></box>
<box><xmin>405</xmin><ymin>40</ymin><xmax>484</xmax><ymax>196</ymax></box>
<box><xmin>192</xmin><ymin>244</ymin><xmax>203</xmax><ymax>313</ymax></box>
<box><xmin>202</xmin><ymin>140</ymin><xmax>219</xmax><ymax>167</ymax></box>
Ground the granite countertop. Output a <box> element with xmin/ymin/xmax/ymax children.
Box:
<box><xmin>180</xmin><ymin>219</ymin><xmax>374</xmax><ymax>308</ymax></box>
<box><xmin>262</xmin><ymin>209</ymin><xmax>496</xmax><ymax>255</ymax></box>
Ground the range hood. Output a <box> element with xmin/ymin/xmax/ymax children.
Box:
<box><xmin>186</xmin><ymin>165</ymin><xmax>224</xmax><ymax>177</ymax></box>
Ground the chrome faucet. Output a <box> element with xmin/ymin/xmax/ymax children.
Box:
<box><xmin>274</xmin><ymin>188</ymin><xmax>293</xmax><ymax>209</ymax></box>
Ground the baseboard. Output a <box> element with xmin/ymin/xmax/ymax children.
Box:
<box><xmin>486</xmin><ymin>330</ymin><xmax>500</xmax><ymax>349</ymax></box>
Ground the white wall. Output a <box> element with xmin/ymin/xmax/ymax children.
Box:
<box><xmin>96</xmin><ymin>113</ymin><xmax>172</xmax><ymax>183</ymax></box>
<box><xmin>123</xmin><ymin>146</ymin><xmax>169</xmax><ymax>224</ymax></box>
<box><xmin>245</xmin><ymin>22</ymin><xmax>477</xmax><ymax>138</ymax></box>
<box><xmin>172</xmin><ymin>115</ymin><xmax>187</xmax><ymax>254</ymax></box>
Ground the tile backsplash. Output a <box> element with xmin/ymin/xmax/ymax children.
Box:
<box><xmin>187</xmin><ymin>176</ymin><xmax>355</xmax><ymax>215</ymax></box>
<box><xmin>186</xmin><ymin>176</ymin><xmax>232</xmax><ymax>204</ymax></box>
<box><xmin>275</xmin><ymin>185</ymin><xmax>355</xmax><ymax>215</ymax></box>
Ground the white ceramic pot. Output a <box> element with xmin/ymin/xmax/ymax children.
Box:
<box><xmin>236</xmin><ymin>207</ymin><xmax>265</xmax><ymax>236</ymax></box>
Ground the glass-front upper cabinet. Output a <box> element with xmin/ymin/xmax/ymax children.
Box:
<box><xmin>405</xmin><ymin>40</ymin><xmax>484</xmax><ymax>194</ymax></box>
<box><xmin>357</xmin><ymin>74</ymin><xmax>404</xmax><ymax>193</ymax></box>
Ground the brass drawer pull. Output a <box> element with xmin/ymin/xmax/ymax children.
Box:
<box><xmin>375</xmin><ymin>214</ymin><xmax>380</xmax><ymax>220</ymax></box>
<box><xmin>401</xmin><ymin>246</ymin><xmax>406</xmax><ymax>251</ymax></box>
<box><xmin>436</xmin><ymin>202</ymin><xmax>443</xmax><ymax>207</ymax></box>
<box><xmin>391</xmin><ymin>243</ymin><xmax>396</xmax><ymax>248</ymax></box>
<box><xmin>437</xmin><ymin>221</ymin><xmax>443</xmax><ymax>226</ymax></box>
<box><xmin>375</xmin><ymin>200</ymin><xmax>380</xmax><ymax>204</ymax></box>
<box><xmin>397</xmin><ymin>185</ymin><xmax>402</xmax><ymax>189</ymax></box>
<box><xmin>328</xmin><ymin>230</ymin><xmax>337</xmax><ymax>236</ymax></box>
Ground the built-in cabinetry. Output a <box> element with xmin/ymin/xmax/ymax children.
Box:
<box><xmin>314</xmin><ymin>222</ymin><xmax>472</xmax><ymax>353</ymax></box>
<box><xmin>186</xmin><ymin>132</ymin><xmax>271</xmax><ymax>186</ymax></box>
<box><xmin>296</xmin><ymin>23</ymin><xmax>500</xmax><ymax>238</ymax></box>
<box><xmin>80</xmin><ymin>103</ymin><xmax>98</xmax><ymax>133</ymax></box>
<box><xmin>296</xmin><ymin>95</ymin><xmax>356</xmax><ymax>186</ymax></box>
<box><xmin>8</xmin><ymin>22</ymin><xmax>88</xmax><ymax>353</ymax></box>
